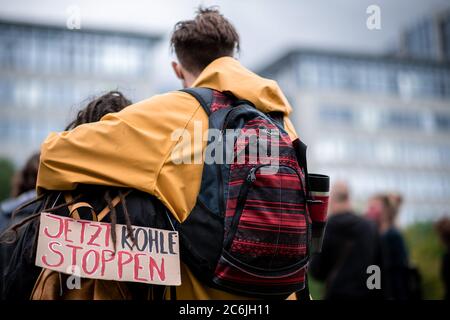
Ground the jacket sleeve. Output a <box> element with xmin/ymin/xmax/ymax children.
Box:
<box><xmin>37</xmin><ymin>92</ymin><xmax>201</xmax><ymax>212</ymax></box>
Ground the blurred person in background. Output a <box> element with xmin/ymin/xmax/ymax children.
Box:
<box><xmin>309</xmin><ymin>181</ymin><xmax>384</xmax><ymax>300</ymax></box>
<box><xmin>0</xmin><ymin>152</ymin><xmax>40</xmax><ymax>232</ymax></box>
<box><xmin>435</xmin><ymin>217</ymin><xmax>450</xmax><ymax>300</ymax></box>
<box><xmin>366</xmin><ymin>193</ymin><xmax>421</xmax><ymax>300</ymax></box>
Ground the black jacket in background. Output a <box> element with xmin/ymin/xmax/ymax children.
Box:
<box><xmin>309</xmin><ymin>211</ymin><xmax>384</xmax><ymax>300</ymax></box>
<box><xmin>381</xmin><ymin>227</ymin><xmax>410</xmax><ymax>300</ymax></box>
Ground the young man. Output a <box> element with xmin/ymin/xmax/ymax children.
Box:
<box><xmin>37</xmin><ymin>8</ymin><xmax>299</xmax><ymax>299</ymax></box>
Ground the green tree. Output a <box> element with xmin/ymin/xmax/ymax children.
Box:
<box><xmin>0</xmin><ymin>157</ymin><xmax>15</xmax><ymax>201</ymax></box>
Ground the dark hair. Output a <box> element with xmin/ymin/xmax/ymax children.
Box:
<box><xmin>65</xmin><ymin>91</ymin><xmax>132</xmax><ymax>130</ymax></box>
<box><xmin>11</xmin><ymin>152</ymin><xmax>40</xmax><ymax>197</ymax></box>
<box><xmin>170</xmin><ymin>6</ymin><xmax>240</xmax><ymax>74</ymax></box>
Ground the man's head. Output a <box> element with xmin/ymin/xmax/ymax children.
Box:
<box><xmin>328</xmin><ymin>181</ymin><xmax>352</xmax><ymax>215</ymax></box>
<box><xmin>170</xmin><ymin>6</ymin><xmax>240</xmax><ymax>88</ymax></box>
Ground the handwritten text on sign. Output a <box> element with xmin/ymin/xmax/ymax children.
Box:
<box><xmin>35</xmin><ymin>213</ymin><xmax>181</xmax><ymax>285</ymax></box>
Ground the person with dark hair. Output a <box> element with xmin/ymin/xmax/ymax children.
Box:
<box><xmin>35</xmin><ymin>7</ymin><xmax>299</xmax><ymax>300</ymax></box>
<box><xmin>309</xmin><ymin>181</ymin><xmax>384</xmax><ymax>300</ymax></box>
<box><xmin>0</xmin><ymin>153</ymin><xmax>40</xmax><ymax>232</ymax></box>
<box><xmin>435</xmin><ymin>217</ymin><xmax>450</xmax><ymax>300</ymax></box>
<box><xmin>365</xmin><ymin>193</ymin><xmax>419</xmax><ymax>300</ymax></box>
<box><xmin>170</xmin><ymin>7</ymin><xmax>240</xmax><ymax>84</ymax></box>
<box><xmin>10</xmin><ymin>153</ymin><xmax>40</xmax><ymax>199</ymax></box>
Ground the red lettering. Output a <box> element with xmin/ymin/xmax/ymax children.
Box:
<box><xmin>64</xmin><ymin>219</ymin><xmax>74</xmax><ymax>243</ymax></box>
<box><xmin>100</xmin><ymin>249</ymin><xmax>115</xmax><ymax>276</ymax></box>
<box><xmin>133</xmin><ymin>253</ymin><xmax>147</xmax><ymax>282</ymax></box>
<box><xmin>82</xmin><ymin>249</ymin><xmax>100</xmax><ymax>275</ymax></box>
<box><xmin>103</xmin><ymin>223</ymin><xmax>111</xmax><ymax>247</ymax></box>
<box><xmin>87</xmin><ymin>223</ymin><xmax>102</xmax><ymax>247</ymax></box>
<box><xmin>77</xmin><ymin>220</ymin><xmax>91</xmax><ymax>244</ymax></box>
<box><xmin>43</xmin><ymin>214</ymin><xmax>63</xmax><ymax>239</ymax></box>
<box><xmin>149</xmin><ymin>257</ymin><xmax>165</xmax><ymax>281</ymax></box>
<box><xmin>66</xmin><ymin>244</ymin><xmax>83</xmax><ymax>267</ymax></box>
<box><xmin>117</xmin><ymin>251</ymin><xmax>133</xmax><ymax>279</ymax></box>
<box><xmin>42</xmin><ymin>241</ymin><xmax>64</xmax><ymax>268</ymax></box>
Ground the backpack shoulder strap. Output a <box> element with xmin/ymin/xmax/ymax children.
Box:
<box><xmin>293</xmin><ymin>138</ymin><xmax>311</xmax><ymax>198</ymax></box>
<box><xmin>180</xmin><ymin>87</ymin><xmax>214</xmax><ymax>116</ymax></box>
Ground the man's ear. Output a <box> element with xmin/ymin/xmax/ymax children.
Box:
<box><xmin>172</xmin><ymin>61</ymin><xmax>184</xmax><ymax>80</ymax></box>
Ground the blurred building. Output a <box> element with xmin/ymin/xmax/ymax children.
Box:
<box><xmin>260</xmin><ymin>49</ymin><xmax>450</xmax><ymax>225</ymax></box>
<box><xmin>398</xmin><ymin>10</ymin><xmax>450</xmax><ymax>62</ymax></box>
<box><xmin>0</xmin><ymin>20</ymin><xmax>161</xmax><ymax>166</ymax></box>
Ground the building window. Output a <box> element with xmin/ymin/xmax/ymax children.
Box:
<box><xmin>319</xmin><ymin>105</ymin><xmax>354</xmax><ymax>126</ymax></box>
<box><xmin>434</xmin><ymin>113</ymin><xmax>450</xmax><ymax>131</ymax></box>
<box><xmin>379</xmin><ymin>110</ymin><xmax>424</xmax><ymax>130</ymax></box>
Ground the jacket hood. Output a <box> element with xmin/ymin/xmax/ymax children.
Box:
<box><xmin>192</xmin><ymin>57</ymin><xmax>293</xmax><ymax>116</ymax></box>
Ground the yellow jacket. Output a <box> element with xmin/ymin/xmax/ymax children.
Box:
<box><xmin>37</xmin><ymin>57</ymin><xmax>299</xmax><ymax>300</ymax></box>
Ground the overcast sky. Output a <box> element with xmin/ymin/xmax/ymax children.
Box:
<box><xmin>1</xmin><ymin>0</ymin><xmax>449</xmax><ymax>89</ymax></box>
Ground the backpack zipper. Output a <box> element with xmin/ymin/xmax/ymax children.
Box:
<box><xmin>224</xmin><ymin>165</ymin><xmax>266</xmax><ymax>250</ymax></box>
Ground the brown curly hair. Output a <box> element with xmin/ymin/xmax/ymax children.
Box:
<box><xmin>170</xmin><ymin>6</ymin><xmax>240</xmax><ymax>74</ymax></box>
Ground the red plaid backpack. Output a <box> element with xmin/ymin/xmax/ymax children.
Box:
<box><xmin>175</xmin><ymin>88</ymin><xmax>314</xmax><ymax>298</ymax></box>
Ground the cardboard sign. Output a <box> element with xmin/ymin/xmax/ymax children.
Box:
<box><xmin>35</xmin><ymin>212</ymin><xmax>181</xmax><ymax>286</ymax></box>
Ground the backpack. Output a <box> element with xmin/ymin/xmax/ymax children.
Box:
<box><xmin>174</xmin><ymin>88</ymin><xmax>314</xmax><ymax>298</ymax></box>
